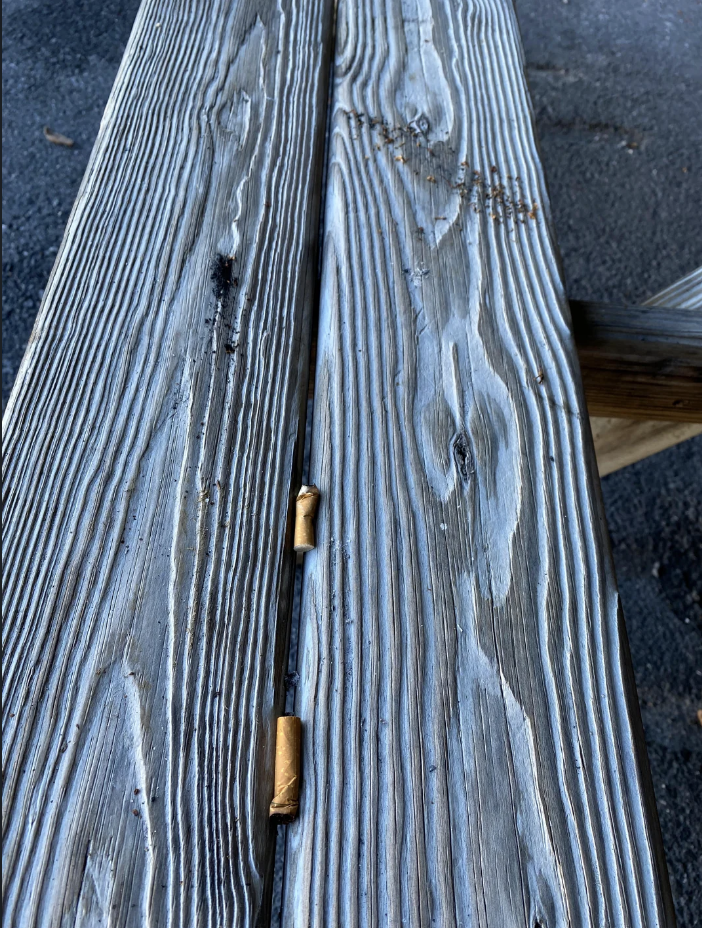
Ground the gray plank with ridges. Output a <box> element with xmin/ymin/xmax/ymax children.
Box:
<box><xmin>1</xmin><ymin>0</ymin><xmax>332</xmax><ymax>923</ymax></box>
<box><xmin>572</xmin><ymin>300</ymin><xmax>702</xmax><ymax>348</ymax></box>
<box><xmin>282</xmin><ymin>0</ymin><xmax>674</xmax><ymax>924</ymax></box>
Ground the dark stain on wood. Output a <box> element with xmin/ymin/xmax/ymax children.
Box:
<box><xmin>210</xmin><ymin>252</ymin><xmax>236</xmax><ymax>303</ymax></box>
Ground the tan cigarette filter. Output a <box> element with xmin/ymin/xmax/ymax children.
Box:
<box><xmin>269</xmin><ymin>715</ymin><xmax>301</xmax><ymax>822</ymax></box>
<box><xmin>293</xmin><ymin>484</ymin><xmax>320</xmax><ymax>553</ymax></box>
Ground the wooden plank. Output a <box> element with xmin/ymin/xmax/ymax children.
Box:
<box><xmin>648</xmin><ymin>266</ymin><xmax>702</xmax><ymax>310</ymax></box>
<box><xmin>591</xmin><ymin>417</ymin><xmax>702</xmax><ymax>477</ymax></box>
<box><xmin>1</xmin><ymin>0</ymin><xmax>333</xmax><ymax>922</ymax></box>
<box><xmin>590</xmin><ymin>267</ymin><xmax>702</xmax><ymax>473</ymax></box>
<box><xmin>282</xmin><ymin>0</ymin><xmax>674</xmax><ymax>924</ymax></box>
<box><xmin>571</xmin><ymin>300</ymin><xmax>701</xmax><ymax>421</ymax></box>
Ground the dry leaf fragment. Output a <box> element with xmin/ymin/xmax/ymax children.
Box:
<box><xmin>44</xmin><ymin>127</ymin><xmax>74</xmax><ymax>147</ymax></box>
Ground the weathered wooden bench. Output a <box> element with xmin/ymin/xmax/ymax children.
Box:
<box><xmin>4</xmin><ymin>0</ymin><xmax>698</xmax><ymax>923</ymax></box>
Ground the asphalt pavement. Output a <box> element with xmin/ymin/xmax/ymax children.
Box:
<box><xmin>3</xmin><ymin>0</ymin><xmax>701</xmax><ymax>923</ymax></box>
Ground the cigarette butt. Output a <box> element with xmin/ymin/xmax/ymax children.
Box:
<box><xmin>269</xmin><ymin>715</ymin><xmax>301</xmax><ymax>822</ymax></box>
<box><xmin>294</xmin><ymin>485</ymin><xmax>320</xmax><ymax>553</ymax></box>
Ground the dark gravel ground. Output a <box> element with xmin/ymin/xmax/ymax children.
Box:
<box><xmin>3</xmin><ymin>0</ymin><xmax>701</xmax><ymax>923</ymax></box>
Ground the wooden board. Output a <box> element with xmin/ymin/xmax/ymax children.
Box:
<box><xmin>590</xmin><ymin>267</ymin><xmax>702</xmax><ymax>473</ymax></box>
<box><xmin>2</xmin><ymin>0</ymin><xmax>333</xmax><ymax>923</ymax></box>
<box><xmin>591</xmin><ymin>417</ymin><xmax>702</xmax><ymax>477</ymax></box>
<box><xmin>282</xmin><ymin>0</ymin><xmax>675</xmax><ymax>924</ymax></box>
<box><xmin>649</xmin><ymin>266</ymin><xmax>702</xmax><ymax>311</ymax></box>
<box><xmin>572</xmin><ymin>300</ymin><xmax>702</xmax><ymax>421</ymax></box>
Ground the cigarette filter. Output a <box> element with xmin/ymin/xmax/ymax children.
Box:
<box><xmin>269</xmin><ymin>715</ymin><xmax>301</xmax><ymax>822</ymax></box>
<box><xmin>293</xmin><ymin>485</ymin><xmax>320</xmax><ymax>553</ymax></box>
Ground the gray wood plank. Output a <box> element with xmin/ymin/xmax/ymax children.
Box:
<box><xmin>572</xmin><ymin>300</ymin><xmax>702</xmax><ymax>349</ymax></box>
<box><xmin>1</xmin><ymin>0</ymin><xmax>333</xmax><ymax>922</ymax></box>
<box><xmin>281</xmin><ymin>0</ymin><xmax>675</xmax><ymax>924</ymax></box>
<box><xmin>646</xmin><ymin>266</ymin><xmax>702</xmax><ymax>311</ymax></box>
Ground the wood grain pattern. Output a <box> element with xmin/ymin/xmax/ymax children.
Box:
<box><xmin>2</xmin><ymin>0</ymin><xmax>333</xmax><ymax>923</ymax></box>
<box><xmin>648</xmin><ymin>266</ymin><xmax>702</xmax><ymax>311</ymax></box>
<box><xmin>282</xmin><ymin>0</ymin><xmax>675</xmax><ymax>924</ymax></box>
<box><xmin>590</xmin><ymin>267</ymin><xmax>702</xmax><ymax>474</ymax></box>
<box><xmin>572</xmin><ymin>300</ymin><xmax>702</xmax><ymax>421</ymax></box>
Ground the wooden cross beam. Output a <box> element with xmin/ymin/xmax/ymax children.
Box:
<box><xmin>587</xmin><ymin>268</ymin><xmax>702</xmax><ymax>475</ymax></box>
<box><xmin>573</xmin><ymin>298</ymin><xmax>701</xmax><ymax>422</ymax></box>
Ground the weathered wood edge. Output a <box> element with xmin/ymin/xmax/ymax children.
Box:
<box><xmin>571</xmin><ymin>299</ymin><xmax>702</xmax><ymax>421</ymax></box>
<box><xmin>572</xmin><ymin>300</ymin><xmax>701</xmax><ymax>348</ymax></box>
<box><xmin>2</xmin><ymin>0</ymin><xmax>333</xmax><ymax>923</ymax></box>
<box><xmin>590</xmin><ymin>267</ymin><xmax>702</xmax><ymax>472</ymax></box>
<box><xmin>644</xmin><ymin>266</ymin><xmax>702</xmax><ymax>311</ymax></box>
<box><xmin>281</xmin><ymin>0</ymin><xmax>676</xmax><ymax>923</ymax></box>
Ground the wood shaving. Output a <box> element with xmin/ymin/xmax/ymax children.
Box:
<box><xmin>44</xmin><ymin>127</ymin><xmax>74</xmax><ymax>148</ymax></box>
